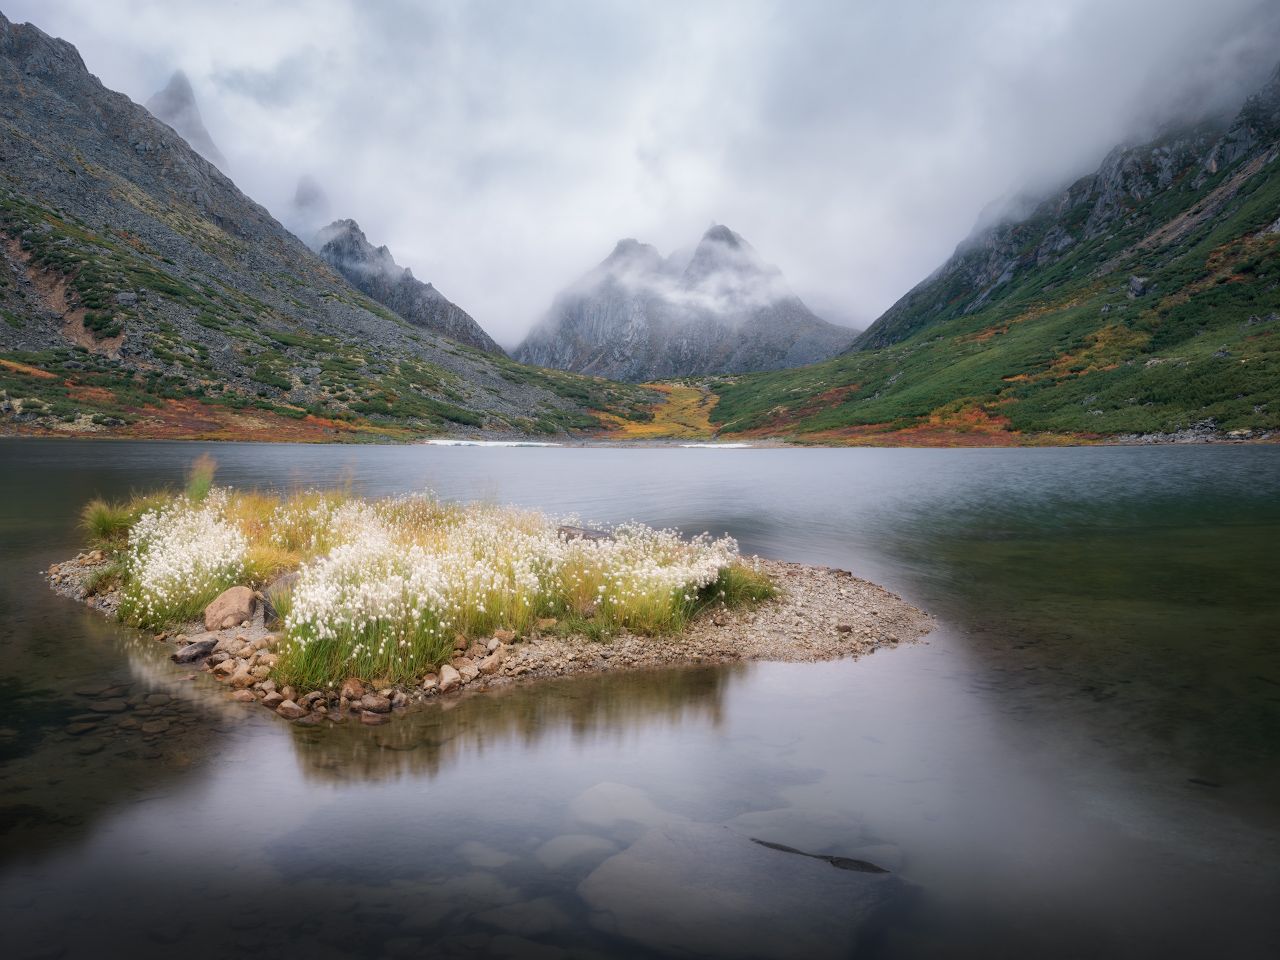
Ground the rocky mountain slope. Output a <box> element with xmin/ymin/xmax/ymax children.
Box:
<box><xmin>315</xmin><ymin>219</ymin><xmax>503</xmax><ymax>355</ymax></box>
<box><xmin>710</xmin><ymin>64</ymin><xmax>1280</xmax><ymax>443</ymax></box>
<box><xmin>515</xmin><ymin>225</ymin><xmax>857</xmax><ymax>381</ymax></box>
<box><xmin>0</xmin><ymin>13</ymin><xmax>651</xmax><ymax>440</ymax></box>
<box><xmin>144</xmin><ymin>70</ymin><xmax>226</xmax><ymax>170</ymax></box>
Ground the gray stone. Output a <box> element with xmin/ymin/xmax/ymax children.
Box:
<box><xmin>170</xmin><ymin>637</ymin><xmax>217</xmax><ymax>663</ymax></box>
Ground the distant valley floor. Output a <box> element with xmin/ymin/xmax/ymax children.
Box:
<box><xmin>3</xmin><ymin>371</ymin><xmax>1272</xmax><ymax>446</ymax></box>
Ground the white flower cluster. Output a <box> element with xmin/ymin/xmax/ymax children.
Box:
<box><xmin>284</xmin><ymin>498</ymin><xmax>738</xmax><ymax>651</ymax></box>
<box><xmin>124</xmin><ymin>490</ymin><xmax>247</xmax><ymax>621</ymax></box>
<box><xmin>270</xmin><ymin>495</ymin><xmax>381</xmax><ymax>554</ymax></box>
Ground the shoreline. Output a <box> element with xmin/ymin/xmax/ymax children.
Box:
<box><xmin>3</xmin><ymin>424</ymin><xmax>1276</xmax><ymax>448</ymax></box>
<box><xmin>47</xmin><ymin>554</ymin><xmax>934</xmax><ymax>726</ymax></box>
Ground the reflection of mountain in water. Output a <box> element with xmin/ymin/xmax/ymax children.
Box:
<box><xmin>867</xmin><ymin>489</ymin><xmax>1280</xmax><ymax>806</ymax></box>
<box><xmin>288</xmin><ymin>665</ymin><xmax>740</xmax><ymax>783</ymax></box>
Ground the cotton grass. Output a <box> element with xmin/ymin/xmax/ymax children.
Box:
<box><xmin>96</xmin><ymin>480</ymin><xmax>771</xmax><ymax>688</ymax></box>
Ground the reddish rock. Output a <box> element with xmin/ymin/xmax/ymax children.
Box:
<box><xmin>439</xmin><ymin>663</ymin><xmax>461</xmax><ymax>693</ymax></box>
<box><xmin>479</xmin><ymin>645</ymin><xmax>506</xmax><ymax>675</ymax></box>
<box><xmin>339</xmin><ymin>678</ymin><xmax>365</xmax><ymax>701</ymax></box>
<box><xmin>204</xmin><ymin>586</ymin><xmax>256</xmax><ymax>631</ymax></box>
<box><xmin>276</xmin><ymin>700</ymin><xmax>307</xmax><ymax>720</ymax></box>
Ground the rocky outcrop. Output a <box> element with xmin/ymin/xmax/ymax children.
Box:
<box><xmin>144</xmin><ymin>70</ymin><xmax>227</xmax><ymax>170</ymax></box>
<box><xmin>515</xmin><ymin>225</ymin><xmax>857</xmax><ymax>381</ymax></box>
<box><xmin>855</xmin><ymin>61</ymin><xmax>1280</xmax><ymax>352</ymax></box>
<box><xmin>314</xmin><ymin>219</ymin><xmax>503</xmax><ymax>354</ymax></box>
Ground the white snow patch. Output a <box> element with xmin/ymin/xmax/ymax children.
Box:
<box><xmin>424</xmin><ymin>439</ymin><xmax>561</xmax><ymax>447</ymax></box>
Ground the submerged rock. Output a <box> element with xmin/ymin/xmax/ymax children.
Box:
<box><xmin>578</xmin><ymin>821</ymin><xmax>904</xmax><ymax>958</ymax></box>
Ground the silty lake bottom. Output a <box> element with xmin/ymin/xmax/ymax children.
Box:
<box><xmin>1</xmin><ymin>440</ymin><xmax>1278</xmax><ymax>959</ymax></box>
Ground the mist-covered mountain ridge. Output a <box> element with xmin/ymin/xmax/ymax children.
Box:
<box><xmin>314</xmin><ymin>218</ymin><xmax>503</xmax><ymax>355</ymax></box>
<box><xmin>515</xmin><ymin>224</ymin><xmax>858</xmax><ymax>382</ymax></box>
<box><xmin>712</xmin><ymin>62</ymin><xmax>1280</xmax><ymax>441</ymax></box>
<box><xmin>145</xmin><ymin>69</ymin><xmax>226</xmax><ymax>171</ymax></box>
<box><xmin>0</xmin><ymin>12</ymin><xmax>650</xmax><ymax>439</ymax></box>
<box><xmin>857</xmin><ymin>65</ymin><xmax>1280</xmax><ymax>352</ymax></box>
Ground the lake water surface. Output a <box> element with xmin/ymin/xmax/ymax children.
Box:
<box><xmin>1</xmin><ymin>439</ymin><xmax>1278</xmax><ymax>958</ymax></box>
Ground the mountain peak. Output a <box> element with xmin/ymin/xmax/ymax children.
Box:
<box><xmin>699</xmin><ymin>223</ymin><xmax>743</xmax><ymax>248</ymax></box>
<box><xmin>145</xmin><ymin>69</ymin><xmax>226</xmax><ymax>169</ymax></box>
<box><xmin>314</xmin><ymin>220</ymin><xmax>504</xmax><ymax>355</ymax></box>
<box><xmin>0</xmin><ymin>12</ymin><xmax>88</xmax><ymax>80</ymax></box>
<box><xmin>603</xmin><ymin>238</ymin><xmax>663</xmax><ymax>271</ymax></box>
<box><xmin>516</xmin><ymin>224</ymin><xmax>855</xmax><ymax>380</ymax></box>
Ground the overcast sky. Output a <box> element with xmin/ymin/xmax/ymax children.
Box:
<box><xmin>8</xmin><ymin>0</ymin><xmax>1280</xmax><ymax>346</ymax></box>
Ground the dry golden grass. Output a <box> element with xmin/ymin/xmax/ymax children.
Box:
<box><xmin>598</xmin><ymin>383</ymin><xmax>717</xmax><ymax>439</ymax></box>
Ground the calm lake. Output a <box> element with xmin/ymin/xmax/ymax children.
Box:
<box><xmin>1</xmin><ymin>439</ymin><xmax>1278</xmax><ymax>959</ymax></box>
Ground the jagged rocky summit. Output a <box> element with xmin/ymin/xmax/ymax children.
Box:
<box><xmin>515</xmin><ymin>224</ymin><xmax>857</xmax><ymax>381</ymax></box>
<box><xmin>315</xmin><ymin>219</ymin><xmax>503</xmax><ymax>355</ymax></box>
<box><xmin>0</xmin><ymin>11</ymin><xmax>643</xmax><ymax>438</ymax></box>
<box><xmin>144</xmin><ymin>70</ymin><xmax>227</xmax><ymax>170</ymax></box>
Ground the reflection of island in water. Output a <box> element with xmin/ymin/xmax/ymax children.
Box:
<box><xmin>287</xmin><ymin>664</ymin><xmax>743</xmax><ymax>782</ymax></box>
<box><xmin>0</xmin><ymin>585</ymin><xmax>238</xmax><ymax>864</ymax></box>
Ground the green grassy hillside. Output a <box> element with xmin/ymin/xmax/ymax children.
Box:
<box><xmin>711</xmin><ymin>77</ymin><xmax>1280</xmax><ymax>444</ymax></box>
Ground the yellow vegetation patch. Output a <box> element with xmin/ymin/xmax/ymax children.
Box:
<box><xmin>0</xmin><ymin>357</ymin><xmax>58</xmax><ymax>379</ymax></box>
<box><xmin>597</xmin><ymin>383</ymin><xmax>717</xmax><ymax>440</ymax></box>
<box><xmin>1041</xmin><ymin>323</ymin><xmax>1150</xmax><ymax>380</ymax></box>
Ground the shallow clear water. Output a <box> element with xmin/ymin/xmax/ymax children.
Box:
<box><xmin>1</xmin><ymin>439</ymin><xmax>1278</xmax><ymax>958</ymax></box>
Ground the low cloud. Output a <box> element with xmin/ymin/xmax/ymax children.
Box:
<box><xmin>8</xmin><ymin>0</ymin><xmax>1280</xmax><ymax>347</ymax></box>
